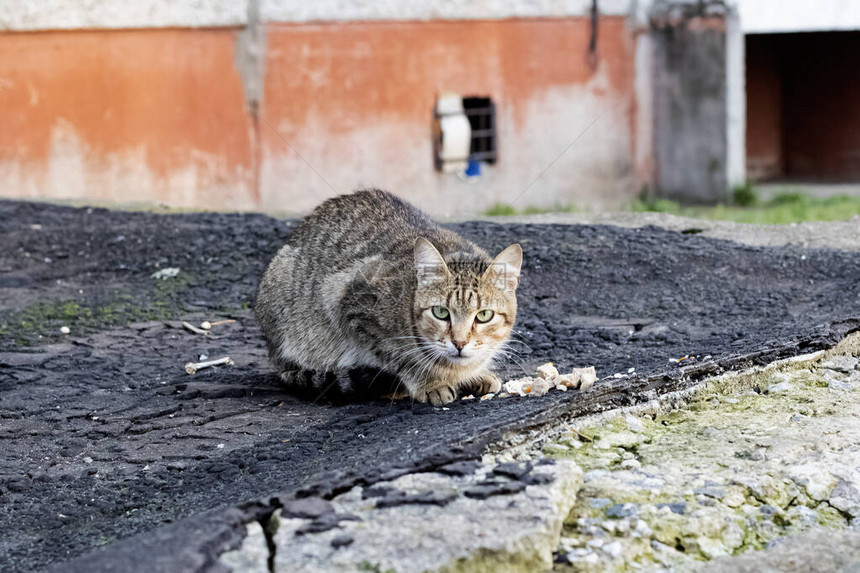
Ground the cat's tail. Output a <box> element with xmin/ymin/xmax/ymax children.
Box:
<box><xmin>276</xmin><ymin>363</ymin><xmax>400</xmax><ymax>402</ymax></box>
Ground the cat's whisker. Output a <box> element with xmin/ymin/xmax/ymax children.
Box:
<box><xmin>397</xmin><ymin>345</ymin><xmax>435</xmax><ymax>361</ymax></box>
<box><xmin>490</xmin><ymin>344</ymin><xmax>532</xmax><ymax>377</ymax></box>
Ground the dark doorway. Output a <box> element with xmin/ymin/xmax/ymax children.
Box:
<box><xmin>746</xmin><ymin>31</ymin><xmax>860</xmax><ymax>182</ymax></box>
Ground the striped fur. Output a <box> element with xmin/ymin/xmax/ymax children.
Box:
<box><xmin>255</xmin><ymin>189</ymin><xmax>522</xmax><ymax>405</ymax></box>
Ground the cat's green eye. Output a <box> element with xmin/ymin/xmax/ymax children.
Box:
<box><xmin>431</xmin><ymin>306</ymin><xmax>450</xmax><ymax>320</ymax></box>
<box><xmin>475</xmin><ymin>309</ymin><xmax>495</xmax><ymax>323</ymax></box>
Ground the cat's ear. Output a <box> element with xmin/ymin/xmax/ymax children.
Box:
<box><xmin>414</xmin><ymin>237</ymin><xmax>448</xmax><ymax>286</ymax></box>
<box><xmin>485</xmin><ymin>244</ymin><xmax>523</xmax><ymax>291</ymax></box>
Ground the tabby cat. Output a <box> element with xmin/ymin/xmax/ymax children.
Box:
<box><xmin>255</xmin><ymin>189</ymin><xmax>522</xmax><ymax>405</ymax></box>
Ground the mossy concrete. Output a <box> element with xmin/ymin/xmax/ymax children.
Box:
<box><xmin>546</xmin><ymin>336</ymin><xmax>860</xmax><ymax>571</ymax></box>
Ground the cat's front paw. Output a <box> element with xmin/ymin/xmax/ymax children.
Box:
<box><xmin>416</xmin><ymin>384</ymin><xmax>457</xmax><ymax>406</ymax></box>
<box><xmin>462</xmin><ymin>372</ymin><xmax>502</xmax><ymax>396</ymax></box>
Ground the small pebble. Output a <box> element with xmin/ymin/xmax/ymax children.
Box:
<box><xmin>620</xmin><ymin>458</ymin><xmax>641</xmax><ymax>470</ymax></box>
<box><xmin>602</xmin><ymin>541</ymin><xmax>624</xmax><ymax>559</ymax></box>
<box><xmin>820</xmin><ymin>355</ymin><xmax>859</xmax><ymax>374</ymax></box>
<box><xmin>60</xmin><ymin>326</ymin><xmax>70</xmax><ymax>335</ymax></box>
<box><xmin>829</xmin><ymin>379</ymin><xmax>854</xmax><ymax>391</ymax></box>
<box><xmin>151</xmin><ymin>267</ymin><xmax>181</xmax><ymax>280</ymax></box>
<box><xmin>768</xmin><ymin>381</ymin><xmax>792</xmax><ymax>394</ymax></box>
<box><xmin>543</xmin><ymin>443</ymin><xmax>570</xmax><ymax>455</ymax></box>
<box><xmin>605</xmin><ymin>503</ymin><xmax>638</xmax><ymax>518</ymax></box>
<box><xmin>330</xmin><ymin>535</ymin><xmax>354</xmax><ymax>549</ymax></box>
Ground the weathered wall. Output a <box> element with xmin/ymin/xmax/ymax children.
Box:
<box><xmin>738</xmin><ymin>0</ymin><xmax>860</xmax><ymax>34</ymax></box>
<box><xmin>651</xmin><ymin>5</ymin><xmax>729</xmax><ymax>203</ymax></box>
<box><xmin>0</xmin><ymin>9</ymin><xmax>640</xmax><ymax>214</ymax></box>
<box><xmin>0</xmin><ymin>29</ymin><xmax>257</xmax><ymax>208</ymax></box>
<box><xmin>0</xmin><ymin>0</ymin><xmax>636</xmax><ymax>30</ymax></box>
<box><xmin>0</xmin><ymin>0</ymin><xmax>247</xmax><ymax>30</ymax></box>
<box><xmin>260</xmin><ymin>18</ymin><xmax>636</xmax><ymax>214</ymax></box>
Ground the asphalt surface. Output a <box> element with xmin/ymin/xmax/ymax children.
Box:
<box><xmin>1</xmin><ymin>200</ymin><xmax>859</xmax><ymax>572</ymax></box>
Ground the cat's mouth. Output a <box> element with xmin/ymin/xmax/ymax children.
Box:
<box><xmin>443</xmin><ymin>353</ymin><xmax>478</xmax><ymax>366</ymax></box>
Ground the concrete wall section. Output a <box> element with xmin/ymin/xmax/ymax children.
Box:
<box><xmin>724</xmin><ymin>6</ymin><xmax>745</xmax><ymax>188</ymax></box>
<box><xmin>262</xmin><ymin>0</ymin><xmax>632</xmax><ymax>23</ymax></box>
<box><xmin>259</xmin><ymin>18</ymin><xmax>637</xmax><ymax>215</ymax></box>
<box><xmin>0</xmin><ymin>29</ymin><xmax>256</xmax><ymax>208</ymax></box>
<box><xmin>738</xmin><ymin>0</ymin><xmax>860</xmax><ymax>34</ymax></box>
<box><xmin>651</xmin><ymin>6</ymin><xmax>728</xmax><ymax>203</ymax></box>
<box><xmin>0</xmin><ymin>0</ymin><xmax>634</xmax><ymax>31</ymax></box>
<box><xmin>0</xmin><ymin>0</ymin><xmax>248</xmax><ymax>31</ymax></box>
<box><xmin>633</xmin><ymin>32</ymin><xmax>654</xmax><ymax>188</ymax></box>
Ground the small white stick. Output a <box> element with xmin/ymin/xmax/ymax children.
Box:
<box><xmin>182</xmin><ymin>321</ymin><xmax>211</xmax><ymax>336</ymax></box>
<box><xmin>185</xmin><ymin>356</ymin><xmax>234</xmax><ymax>375</ymax></box>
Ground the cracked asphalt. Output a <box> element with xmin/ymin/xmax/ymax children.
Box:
<box><xmin>1</xmin><ymin>200</ymin><xmax>859</xmax><ymax>572</ymax></box>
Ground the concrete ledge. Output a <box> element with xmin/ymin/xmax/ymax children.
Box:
<box><xmin>468</xmin><ymin>211</ymin><xmax>860</xmax><ymax>252</ymax></box>
<box><xmin>220</xmin><ymin>460</ymin><xmax>584</xmax><ymax>573</ymax></box>
<box><xmin>0</xmin><ymin>0</ymin><xmax>632</xmax><ymax>31</ymax></box>
<box><xmin>261</xmin><ymin>0</ymin><xmax>631</xmax><ymax>24</ymax></box>
<box><xmin>0</xmin><ymin>0</ymin><xmax>248</xmax><ymax>31</ymax></box>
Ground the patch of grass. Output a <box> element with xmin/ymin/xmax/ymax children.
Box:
<box><xmin>483</xmin><ymin>203</ymin><xmax>579</xmax><ymax>216</ymax></box>
<box><xmin>630</xmin><ymin>199</ymin><xmax>682</xmax><ymax>214</ymax></box>
<box><xmin>0</xmin><ymin>293</ymin><xmax>173</xmax><ymax>347</ymax></box>
<box><xmin>632</xmin><ymin>191</ymin><xmax>860</xmax><ymax>225</ymax></box>
<box><xmin>483</xmin><ymin>203</ymin><xmax>518</xmax><ymax>216</ymax></box>
<box><xmin>0</xmin><ymin>273</ymin><xmax>194</xmax><ymax>347</ymax></box>
<box><xmin>732</xmin><ymin>183</ymin><xmax>758</xmax><ymax>207</ymax></box>
<box><xmin>485</xmin><ymin>188</ymin><xmax>860</xmax><ymax>224</ymax></box>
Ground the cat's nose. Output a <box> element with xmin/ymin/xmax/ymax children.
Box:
<box><xmin>452</xmin><ymin>340</ymin><xmax>467</xmax><ymax>353</ymax></box>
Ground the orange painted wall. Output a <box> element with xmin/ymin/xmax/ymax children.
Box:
<box><xmin>263</xmin><ymin>18</ymin><xmax>633</xmax><ymax>134</ymax></box>
<box><xmin>0</xmin><ymin>28</ymin><xmax>255</xmax><ymax>207</ymax></box>
<box><xmin>261</xmin><ymin>17</ymin><xmax>637</xmax><ymax>213</ymax></box>
<box><xmin>0</xmin><ymin>17</ymin><xmax>639</xmax><ymax>213</ymax></box>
